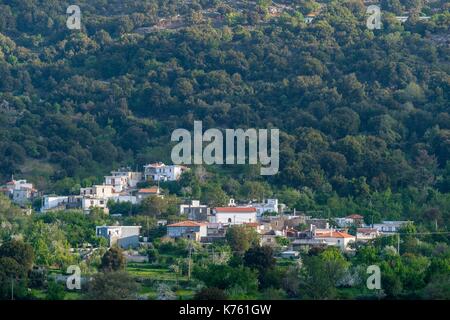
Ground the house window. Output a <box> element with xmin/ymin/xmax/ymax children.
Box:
<box><xmin>228</xmin><ymin>218</ymin><xmax>232</xmax><ymax>223</ymax></box>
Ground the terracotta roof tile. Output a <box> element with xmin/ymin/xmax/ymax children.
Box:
<box><xmin>346</xmin><ymin>214</ymin><xmax>364</xmax><ymax>219</ymax></box>
<box><xmin>138</xmin><ymin>187</ymin><xmax>160</xmax><ymax>194</ymax></box>
<box><xmin>167</xmin><ymin>221</ymin><xmax>207</xmax><ymax>227</ymax></box>
<box><xmin>315</xmin><ymin>231</ymin><xmax>355</xmax><ymax>238</ymax></box>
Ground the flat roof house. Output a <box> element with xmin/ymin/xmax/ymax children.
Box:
<box><xmin>210</xmin><ymin>207</ymin><xmax>257</xmax><ymax>225</ymax></box>
<box><xmin>80</xmin><ymin>185</ymin><xmax>114</xmax><ymax>198</ymax></box>
<box><xmin>82</xmin><ymin>197</ymin><xmax>108</xmax><ymax>214</ymax></box>
<box><xmin>372</xmin><ymin>221</ymin><xmax>412</xmax><ymax>234</ymax></box>
<box><xmin>180</xmin><ymin>200</ymin><xmax>209</xmax><ymax>221</ymax></box>
<box><xmin>96</xmin><ymin>225</ymin><xmax>141</xmax><ymax>249</ymax></box>
<box><xmin>143</xmin><ymin>162</ymin><xmax>188</xmax><ymax>182</ymax></box>
<box><xmin>250</xmin><ymin>199</ymin><xmax>280</xmax><ymax>217</ymax></box>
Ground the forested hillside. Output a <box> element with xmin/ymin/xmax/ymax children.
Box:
<box><xmin>0</xmin><ymin>0</ymin><xmax>449</xmax><ymax>226</ymax></box>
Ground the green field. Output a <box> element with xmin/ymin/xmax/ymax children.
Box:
<box><xmin>127</xmin><ymin>262</ymin><xmax>195</xmax><ymax>300</ymax></box>
<box><xmin>127</xmin><ymin>263</ymin><xmax>187</xmax><ymax>282</ymax></box>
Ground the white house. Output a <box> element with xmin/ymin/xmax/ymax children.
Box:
<box><xmin>105</xmin><ymin>168</ymin><xmax>143</xmax><ymax>192</ymax></box>
<box><xmin>96</xmin><ymin>225</ymin><xmax>141</xmax><ymax>248</ymax></box>
<box><xmin>41</xmin><ymin>196</ymin><xmax>69</xmax><ymax>213</ymax></box>
<box><xmin>209</xmin><ymin>207</ymin><xmax>257</xmax><ymax>225</ymax></box>
<box><xmin>166</xmin><ymin>221</ymin><xmax>208</xmax><ymax>241</ymax></box>
<box><xmin>179</xmin><ymin>200</ymin><xmax>209</xmax><ymax>220</ymax></box>
<box><xmin>313</xmin><ymin>229</ymin><xmax>355</xmax><ymax>251</ymax></box>
<box><xmin>82</xmin><ymin>197</ymin><xmax>108</xmax><ymax>213</ymax></box>
<box><xmin>5</xmin><ymin>179</ymin><xmax>34</xmax><ymax>193</ymax></box>
<box><xmin>110</xmin><ymin>168</ymin><xmax>143</xmax><ymax>187</ymax></box>
<box><xmin>12</xmin><ymin>188</ymin><xmax>34</xmax><ymax>205</ymax></box>
<box><xmin>250</xmin><ymin>199</ymin><xmax>279</xmax><ymax>217</ymax></box>
<box><xmin>335</xmin><ymin>214</ymin><xmax>364</xmax><ymax>227</ymax></box>
<box><xmin>143</xmin><ymin>162</ymin><xmax>188</xmax><ymax>181</ymax></box>
<box><xmin>80</xmin><ymin>185</ymin><xmax>115</xmax><ymax>198</ymax></box>
<box><xmin>356</xmin><ymin>228</ymin><xmax>380</xmax><ymax>242</ymax></box>
<box><xmin>109</xmin><ymin>194</ymin><xmax>138</xmax><ymax>205</ymax></box>
<box><xmin>3</xmin><ymin>179</ymin><xmax>38</xmax><ymax>205</ymax></box>
<box><xmin>104</xmin><ymin>175</ymin><xmax>129</xmax><ymax>193</ymax></box>
<box><xmin>372</xmin><ymin>221</ymin><xmax>412</xmax><ymax>234</ymax></box>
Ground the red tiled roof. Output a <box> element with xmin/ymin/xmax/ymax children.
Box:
<box><xmin>215</xmin><ymin>207</ymin><xmax>256</xmax><ymax>213</ymax></box>
<box><xmin>346</xmin><ymin>214</ymin><xmax>364</xmax><ymax>219</ymax></box>
<box><xmin>315</xmin><ymin>231</ymin><xmax>354</xmax><ymax>239</ymax></box>
<box><xmin>138</xmin><ymin>187</ymin><xmax>159</xmax><ymax>194</ymax></box>
<box><xmin>167</xmin><ymin>221</ymin><xmax>207</xmax><ymax>227</ymax></box>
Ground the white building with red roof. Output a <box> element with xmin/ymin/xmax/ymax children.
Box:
<box><xmin>136</xmin><ymin>186</ymin><xmax>161</xmax><ymax>202</ymax></box>
<box><xmin>313</xmin><ymin>229</ymin><xmax>356</xmax><ymax>251</ymax></box>
<box><xmin>2</xmin><ymin>179</ymin><xmax>38</xmax><ymax>206</ymax></box>
<box><xmin>210</xmin><ymin>207</ymin><xmax>257</xmax><ymax>225</ymax></box>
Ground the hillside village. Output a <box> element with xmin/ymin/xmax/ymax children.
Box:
<box><xmin>0</xmin><ymin>163</ymin><xmax>412</xmax><ymax>255</ymax></box>
<box><xmin>0</xmin><ymin>0</ymin><xmax>448</xmax><ymax>301</ymax></box>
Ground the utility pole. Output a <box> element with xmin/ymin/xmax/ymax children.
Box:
<box><xmin>146</xmin><ymin>216</ymin><xmax>149</xmax><ymax>242</ymax></box>
<box><xmin>188</xmin><ymin>241</ymin><xmax>193</xmax><ymax>281</ymax></box>
<box><xmin>188</xmin><ymin>196</ymin><xmax>191</xmax><ymax>219</ymax></box>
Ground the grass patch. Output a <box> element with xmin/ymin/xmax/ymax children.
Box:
<box><xmin>127</xmin><ymin>262</ymin><xmax>187</xmax><ymax>282</ymax></box>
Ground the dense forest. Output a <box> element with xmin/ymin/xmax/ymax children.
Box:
<box><xmin>0</xmin><ymin>0</ymin><xmax>449</xmax><ymax>227</ymax></box>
